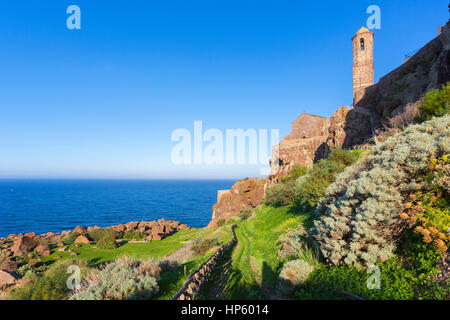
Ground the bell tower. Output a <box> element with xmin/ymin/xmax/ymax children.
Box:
<box><xmin>352</xmin><ymin>27</ymin><xmax>374</xmax><ymax>106</ymax></box>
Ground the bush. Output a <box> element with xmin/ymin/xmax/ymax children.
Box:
<box><xmin>96</xmin><ymin>235</ymin><xmax>117</xmax><ymax>249</ymax></box>
<box><xmin>63</xmin><ymin>232</ymin><xmax>80</xmax><ymax>245</ymax></box>
<box><xmin>8</xmin><ymin>260</ymin><xmax>91</xmax><ymax>300</ymax></box>
<box><xmin>293</xmin><ymin>148</ymin><xmax>362</xmax><ymax>211</ymax></box>
<box><xmin>278</xmin><ymin>259</ymin><xmax>315</xmax><ymax>294</ymax></box>
<box><xmin>238</xmin><ymin>208</ymin><xmax>253</xmax><ymax>220</ymax></box>
<box><xmin>263</xmin><ymin>179</ymin><xmax>297</xmax><ymax>207</ymax></box>
<box><xmin>191</xmin><ymin>238</ymin><xmax>220</xmax><ymax>256</ymax></box>
<box><xmin>216</xmin><ymin>219</ymin><xmax>226</xmax><ymax>227</ymax></box>
<box><xmin>87</xmin><ymin>228</ymin><xmax>121</xmax><ymax>242</ymax></box>
<box><xmin>313</xmin><ymin>115</ymin><xmax>450</xmax><ymax>267</ymax></box>
<box><xmin>70</xmin><ymin>257</ymin><xmax>159</xmax><ymax>300</ymax></box>
<box><xmin>277</xmin><ymin>226</ymin><xmax>306</xmax><ymax>260</ymax></box>
<box><xmin>417</xmin><ymin>82</ymin><xmax>450</xmax><ymax>122</ymax></box>
<box><xmin>280</xmin><ymin>166</ymin><xmax>308</xmax><ymax>183</ymax></box>
<box><xmin>123</xmin><ymin>230</ymin><xmax>146</xmax><ymax>240</ymax></box>
<box><xmin>295</xmin><ymin>233</ymin><xmax>448</xmax><ymax>300</ymax></box>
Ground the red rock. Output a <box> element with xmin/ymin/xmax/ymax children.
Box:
<box><xmin>11</xmin><ymin>236</ymin><xmax>38</xmax><ymax>256</ymax></box>
<box><xmin>61</xmin><ymin>230</ymin><xmax>71</xmax><ymax>236</ymax></box>
<box><xmin>87</xmin><ymin>226</ymin><xmax>99</xmax><ymax>232</ymax></box>
<box><xmin>114</xmin><ymin>224</ymin><xmax>126</xmax><ymax>232</ymax></box>
<box><xmin>152</xmin><ymin>234</ymin><xmax>162</xmax><ymax>241</ymax></box>
<box><xmin>73</xmin><ymin>226</ymin><xmax>87</xmax><ymax>234</ymax></box>
<box><xmin>28</xmin><ymin>259</ymin><xmax>39</xmax><ymax>267</ymax></box>
<box><xmin>145</xmin><ymin>235</ymin><xmax>153</xmax><ymax>242</ymax></box>
<box><xmin>0</xmin><ymin>270</ymin><xmax>16</xmax><ymax>288</ymax></box>
<box><xmin>24</xmin><ymin>232</ymin><xmax>36</xmax><ymax>238</ymax></box>
<box><xmin>35</xmin><ymin>244</ymin><xmax>51</xmax><ymax>257</ymax></box>
<box><xmin>74</xmin><ymin>235</ymin><xmax>90</xmax><ymax>244</ymax></box>
<box><xmin>17</xmin><ymin>278</ymin><xmax>32</xmax><ymax>288</ymax></box>
<box><xmin>126</xmin><ymin>221</ymin><xmax>139</xmax><ymax>231</ymax></box>
<box><xmin>0</xmin><ymin>260</ymin><xmax>18</xmax><ymax>272</ymax></box>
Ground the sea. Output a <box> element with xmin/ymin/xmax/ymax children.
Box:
<box><xmin>0</xmin><ymin>179</ymin><xmax>235</xmax><ymax>238</ymax></box>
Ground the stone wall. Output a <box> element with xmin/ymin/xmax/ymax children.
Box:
<box><xmin>171</xmin><ymin>225</ymin><xmax>237</xmax><ymax>300</ymax></box>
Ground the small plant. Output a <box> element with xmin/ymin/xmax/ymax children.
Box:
<box><xmin>238</xmin><ymin>208</ymin><xmax>253</xmax><ymax>220</ymax></box>
<box><xmin>8</xmin><ymin>260</ymin><xmax>91</xmax><ymax>300</ymax></box>
<box><xmin>191</xmin><ymin>238</ymin><xmax>220</xmax><ymax>256</ymax></box>
<box><xmin>216</xmin><ymin>219</ymin><xmax>226</xmax><ymax>227</ymax></box>
<box><xmin>278</xmin><ymin>259</ymin><xmax>315</xmax><ymax>294</ymax></box>
<box><xmin>87</xmin><ymin>228</ymin><xmax>121</xmax><ymax>242</ymax></box>
<box><xmin>123</xmin><ymin>230</ymin><xmax>146</xmax><ymax>240</ymax></box>
<box><xmin>96</xmin><ymin>235</ymin><xmax>117</xmax><ymax>249</ymax></box>
<box><xmin>70</xmin><ymin>258</ymin><xmax>159</xmax><ymax>300</ymax></box>
<box><xmin>280</xmin><ymin>165</ymin><xmax>308</xmax><ymax>183</ymax></box>
<box><xmin>263</xmin><ymin>179</ymin><xmax>297</xmax><ymax>207</ymax></box>
<box><xmin>63</xmin><ymin>232</ymin><xmax>80</xmax><ymax>245</ymax></box>
<box><xmin>417</xmin><ymin>82</ymin><xmax>450</xmax><ymax>122</ymax></box>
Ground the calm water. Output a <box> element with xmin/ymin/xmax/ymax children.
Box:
<box><xmin>0</xmin><ymin>179</ymin><xmax>234</xmax><ymax>238</ymax></box>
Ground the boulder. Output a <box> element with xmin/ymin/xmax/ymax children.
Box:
<box><xmin>113</xmin><ymin>224</ymin><xmax>126</xmax><ymax>232</ymax></box>
<box><xmin>0</xmin><ymin>261</ymin><xmax>18</xmax><ymax>273</ymax></box>
<box><xmin>152</xmin><ymin>234</ymin><xmax>162</xmax><ymax>241</ymax></box>
<box><xmin>11</xmin><ymin>236</ymin><xmax>38</xmax><ymax>256</ymax></box>
<box><xmin>73</xmin><ymin>226</ymin><xmax>87</xmax><ymax>234</ymax></box>
<box><xmin>145</xmin><ymin>235</ymin><xmax>153</xmax><ymax>242</ymax></box>
<box><xmin>24</xmin><ymin>232</ymin><xmax>36</xmax><ymax>238</ymax></box>
<box><xmin>74</xmin><ymin>235</ymin><xmax>90</xmax><ymax>244</ymax></box>
<box><xmin>28</xmin><ymin>259</ymin><xmax>39</xmax><ymax>267</ymax></box>
<box><xmin>58</xmin><ymin>246</ymin><xmax>68</xmax><ymax>252</ymax></box>
<box><xmin>125</xmin><ymin>221</ymin><xmax>139</xmax><ymax>231</ymax></box>
<box><xmin>35</xmin><ymin>244</ymin><xmax>51</xmax><ymax>257</ymax></box>
<box><xmin>0</xmin><ymin>270</ymin><xmax>16</xmax><ymax>289</ymax></box>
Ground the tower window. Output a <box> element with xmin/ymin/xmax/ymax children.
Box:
<box><xmin>360</xmin><ymin>38</ymin><xmax>365</xmax><ymax>51</ymax></box>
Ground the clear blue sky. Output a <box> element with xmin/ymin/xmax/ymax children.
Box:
<box><xmin>0</xmin><ymin>0</ymin><xmax>448</xmax><ymax>179</ymax></box>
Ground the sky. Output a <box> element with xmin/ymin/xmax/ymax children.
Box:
<box><xmin>0</xmin><ymin>0</ymin><xmax>448</xmax><ymax>179</ymax></box>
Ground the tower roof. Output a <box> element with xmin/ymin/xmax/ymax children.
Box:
<box><xmin>356</xmin><ymin>26</ymin><xmax>370</xmax><ymax>34</ymax></box>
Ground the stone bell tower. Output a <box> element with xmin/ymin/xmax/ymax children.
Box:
<box><xmin>352</xmin><ymin>27</ymin><xmax>374</xmax><ymax>106</ymax></box>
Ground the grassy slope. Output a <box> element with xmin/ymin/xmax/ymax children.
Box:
<box><xmin>227</xmin><ymin>205</ymin><xmax>306</xmax><ymax>299</ymax></box>
<box><xmin>6</xmin><ymin>226</ymin><xmax>233</xmax><ymax>300</ymax></box>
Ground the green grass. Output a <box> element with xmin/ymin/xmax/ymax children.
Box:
<box><xmin>6</xmin><ymin>226</ymin><xmax>235</xmax><ymax>300</ymax></box>
<box><xmin>41</xmin><ymin>229</ymin><xmax>204</xmax><ymax>266</ymax></box>
<box><xmin>227</xmin><ymin>205</ymin><xmax>306</xmax><ymax>299</ymax></box>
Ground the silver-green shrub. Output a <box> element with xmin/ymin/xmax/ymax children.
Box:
<box><xmin>313</xmin><ymin>115</ymin><xmax>450</xmax><ymax>267</ymax></box>
<box><xmin>70</xmin><ymin>257</ymin><xmax>159</xmax><ymax>300</ymax></box>
<box><xmin>278</xmin><ymin>259</ymin><xmax>315</xmax><ymax>293</ymax></box>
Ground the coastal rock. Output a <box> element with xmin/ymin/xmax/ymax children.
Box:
<box><xmin>0</xmin><ymin>270</ymin><xmax>16</xmax><ymax>289</ymax></box>
<box><xmin>0</xmin><ymin>261</ymin><xmax>18</xmax><ymax>273</ymax></box>
<box><xmin>152</xmin><ymin>234</ymin><xmax>162</xmax><ymax>241</ymax></box>
<box><xmin>145</xmin><ymin>235</ymin><xmax>153</xmax><ymax>242</ymax></box>
<box><xmin>207</xmin><ymin>178</ymin><xmax>266</xmax><ymax>229</ymax></box>
<box><xmin>35</xmin><ymin>244</ymin><xmax>51</xmax><ymax>257</ymax></box>
<box><xmin>73</xmin><ymin>226</ymin><xmax>87</xmax><ymax>234</ymax></box>
<box><xmin>113</xmin><ymin>224</ymin><xmax>126</xmax><ymax>232</ymax></box>
<box><xmin>74</xmin><ymin>235</ymin><xmax>90</xmax><ymax>244</ymax></box>
<box><xmin>11</xmin><ymin>236</ymin><xmax>38</xmax><ymax>256</ymax></box>
<box><xmin>28</xmin><ymin>259</ymin><xmax>39</xmax><ymax>267</ymax></box>
<box><xmin>125</xmin><ymin>221</ymin><xmax>139</xmax><ymax>231</ymax></box>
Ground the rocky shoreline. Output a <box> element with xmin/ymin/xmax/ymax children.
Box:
<box><xmin>0</xmin><ymin>219</ymin><xmax>192</xmax><ymax>290</ymax></box>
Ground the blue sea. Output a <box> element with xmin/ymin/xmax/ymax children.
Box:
<box><xmin>0</xmin><ymin>179</ymin><xmax>235</xmax><ymax>238</ymax></box>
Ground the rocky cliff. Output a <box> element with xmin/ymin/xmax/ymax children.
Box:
<box><xmin>206</xmin><ymin>178</ymin><xmax>265</xmax><ymax>229</ymax></box>
<box><xmin>209</xmin><ymin>21</ymin><xmax>450</xmax><ymax>225</ymax></box>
